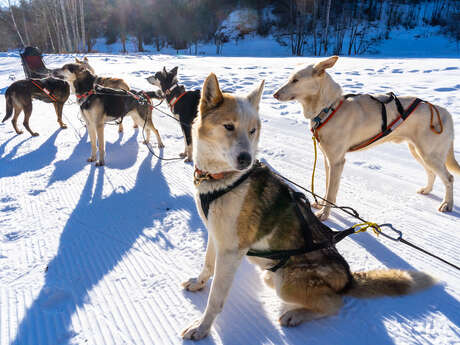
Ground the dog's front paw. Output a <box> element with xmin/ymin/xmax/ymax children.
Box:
<box><xmin>158</xmin><ymin>142</ymin><xmax>165</xmax><ymax>149</ymax></box>
<box><xmin>438</xmin><ymin>201</ymin><xmax>453</xmax><ymax>212</ymax></box>
<box><xmin>95</xmin><ymin>161</ymin><xmax>105</xmax><ymax>167</ymax></box>
<box><xmin>417</xmin><ymin>187</ymin><xmax>432</xmax><ymax>195</ymax></box>
<box><xmin>87</xmin><ymin>157</ymin><xmax>96</xmax><ymax>162</ymax></box>
<box><xmin>182</xmin><ymin>277</ymin><xmax>206</xmax><ymax>292</ymax></box>
<box><xmin>181</xmin><ymin>320</ymin><xmax>209</xmax><ymax>340</ymax></box>
<box><xmin>279</xmin><ymin>309</ymin><xmax>306</xmax><ymax>327</ymax></box>
<box><xmin>32</xmin><ymin>132</ymin><xmax>39</xmax><ymax>137</ymax></box>
<box><xmin>143</xmin><ymin>140</ymin><xmax>149</xmax><ymax>145</ymax></box>
<box><xmin>311</xmin><ymin>202</ymin><xmax>323</xmax><ymax>209</ymax></box>
<box><xmin>179</xmin><ymin>152</ymin><xmax>187</xmax><ymax>158</ymax></box>
<box><xmin>133</xmin><ymin>124</ymin><xmax>138</xmax><ymax>129</ymax></box>
<box><xmin>315</xmin><ymin>208</ymin><xmax>330</xmax><ymax>221</ymax></box>
<box><xmin>184</xmin><ymin>157</ymin><xmax>193</xmax><ymax>163</ymax></box>
<box><xmin>15</xmin><ymin>130</ymin><xmax>23</xmax><ymax>135</ymax></box>
<box><xmin>60</xmin><ymin>123</ymin><xmax>68</xmax><ymax>129</ymax></box>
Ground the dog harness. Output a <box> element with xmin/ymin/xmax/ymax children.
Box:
<box><xmin>196</xmin><ymin>161</ymin><xmax>357</xmax><ymax>272</ymax></box>
<box><xmin>311</xmin><ymin>93</ymin><xmax>425</xmax><ymax>151</ymax></box>
<box><xmin>31</xmin><ymin>80</ymin><xmax>58</xmax><ymax>102</ymax></box>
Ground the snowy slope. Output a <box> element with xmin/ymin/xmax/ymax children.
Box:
<box><xmin>0</xmin><ymin>54</ymin><xmax>459</xmax><ymax>345</ymax></box>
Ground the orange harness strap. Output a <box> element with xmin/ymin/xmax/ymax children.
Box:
<box><xmin>31</xmin><ymin>80</ymin><xmax>58</xmax><ymax>102</ymax></box>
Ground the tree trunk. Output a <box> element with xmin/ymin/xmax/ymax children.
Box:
<box><xmin>8</xmin><ymin>0</ymin><xmax>25</xmax><ymax>47</ymax></box>
<box><xmin>79</xmin><ymin>0</ymin><xmax>86</xmax><ymax>52</ymax></box>
<box><xmin>59</xmin><ymin>0</ymin><xmax>72</xmax><ymax>51</ymax></box>
<box><xmin>323</xmin><ymin>0</ymin><xmax>332</xmax><ymax>55</ymax></box>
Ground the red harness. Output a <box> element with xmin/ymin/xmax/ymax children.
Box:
<box><xmin>169</xmin><ymin>91</ymin><xmax>187</xmax><ymax>112</ymax></box>
<box><xmin>311</xmin><ymin>96</ymin><xmax>423</xmax><ymax>152</ymax></box>
<box><xmin>76</xmin><ymin>89</ymin><xmax>95</xmax><ymax>102</ymax></box>
<box><xmin>31</xmin><ymin>80</ymin><xmax>58</xmax><ymax>102</ymax></box>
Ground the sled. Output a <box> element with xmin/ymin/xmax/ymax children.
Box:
<box><xmin>20</xmin><ymin>46</ymin><xmax>52</xmax><ymax>79</ymax></box>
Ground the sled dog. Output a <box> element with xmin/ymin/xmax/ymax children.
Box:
<box><xmin>274</xmin><ymin>56</ymin><xmax>460</xmax><ymax>220</ymax></box>
<box><xmin>53</xmin><ymin>63</ymin><xmax>164</xmax><ymax>166</ymax></box>
<box><xmin>75</xmin><ymin>56</ymin><xmax>135</xmax><ymax>133</ymax></box>
<box><xmin>2</xmin><ymin>77</ymin><xmax>70</xmax><ymax>136</ymax></box>
<box><xmin>147</xmin><ymin>67</ymin><xmax>200</xmax><ymax>162</ymax></box>
<box><xmin>181</xmin><ymin>73</ymin><xmax>434</xmax><ymax>340</ymax></box>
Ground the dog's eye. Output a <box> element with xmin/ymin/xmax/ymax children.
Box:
<box><xmin>249</xmin><ymin>128</ymin><xmax>256</xmax><ymax>135</ymax></box>
<box><xmin>292</xmin><ymin>78</ymin><xmax>298</xmax><ymax>83</ymax></box>
<box><xmin>224</xmin><ymin>124</ymin><xmax>235</xmax><ymax>131</ymax></box>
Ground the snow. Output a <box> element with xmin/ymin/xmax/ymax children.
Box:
<box><xmin>0</xmin><ymin>53</ymin><xmax>460</xmax><ymax>345</ymax></box>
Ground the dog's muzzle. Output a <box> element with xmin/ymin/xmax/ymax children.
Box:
<box><xmin>237</xmin><ymin>152</ymin><xmax>252</xmax><ymax>170</ymax></box>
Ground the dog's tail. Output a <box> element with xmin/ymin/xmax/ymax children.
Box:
<box><xmin>446</xmin><ymin>142</ymin><xmax>460</xmax><ymax>175</ymax></box>
<box><xmin>345</xmin><ymin>270</ymin><xmax>435</xmax><ymax>299</ymax></box>
<box><xmin>2</xmin><ymin>90</ymin><xmax>13</xmax><ymax>123</ymax></box>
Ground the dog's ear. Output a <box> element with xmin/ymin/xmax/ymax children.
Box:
<box><xmin>83</xmin><ymin>56</ymin><xmax>88</xmax><ymax>62</ymax></box>
<box><xmin>313</xmin><ymin>56</ymin><xmax>339</xmax><ymax>76</ymax></box>
<box><xmin>247</xmin><ymin>80</ymin><xmax>265</xmax><ymax>110</ymax></box>
<box><xmin>75</xmin><ymin>57</ymin><xmax>81</xmax><ymax>63</ymax></box>
<box><xmin>171</xmin><ymin>66</ymin><xmax>178</xmax><ymax>76</ymax></box>
<box><xmin>163</xmin><ymin>66</ymin><xmax>167</xmax><ymax>74</ymax></box>
<box><xmin>200</xmin><ymin>73</ymin><xmax>223</xmax><ymax>113</ymax></box>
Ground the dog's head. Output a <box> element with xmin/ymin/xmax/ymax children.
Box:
<box><xmin>193</xmin><ymin>73</ymin><xmax>264</xmax><ymax>173</ymax></box>
<box><xmin>75</xmin><ymin>56</ymin><xmax>95</xmax><ymax>74</ymax></box>
<box><xmin>146</xmin><ymin>66</ymin><xmax>178</xmax><ymax>93</ymax></box>
<box><xmin>53</xmin><ymin>63</ymin><xmax>93</xmax><ymax>86</ymax></box>
<box><xmin>273</xmin><ymin>56</ymin><xmax>339</xmax><ymax>104</ymax></box>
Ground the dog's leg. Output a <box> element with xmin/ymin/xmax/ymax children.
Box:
<box><xmin>151</xmin><ymin>123</ymin><xmax>164</xmax><ymax>148</ymax></box>
<box><xmin>182</xmin><ymin>232</ymin><xmax>215</xmax><ymax>291</ymax></box>
<box><xmin>275</xmin><ymin>270</ymin><xmax>343</xmax><ymax>327</ymax></box>
<box><xmin>23</xmin><ymin>102</ymin><xmax>38</xmax><ymax>136</ymax></box>
<box><xmin>408</xmin><ymin>143</ymin><xmax>435</xmax><ymax>194</ymax></box>
<box><xmin>96</xmin><ymin>123</ymin><xmax>105</xmax><ymax>166</ymax></box>
<box><xmin>54</xmin><ymin>102</ymin><xmax>67</xmax><ymax>129</ymax></box>
<box><xmin>418</xmin><ymin>151</ymin><xmax>454</xmax><ymax>212</ymax></box>
<box><xmin>182</xmin><ymin>249</ymin><xmax>244</xmax><ymax>340</ymax></box>
<box><xmin>118</xmin><ymin>120</ymin><xmax>124</xmax><ymax>133</ymax></box>
<box><xmin>12</xmin><ymin>106</ymin><xmax>23</xmax><ymax>135</ymax></box>
<box><xmin>86</xmin><ymin>121</ymin><xmax>98</xmax><ymax>163</ymax></box>
<box><xmin>315</xmin><ymin>155</ymin><xmax>345</xmax><ymax>220</ymax></box>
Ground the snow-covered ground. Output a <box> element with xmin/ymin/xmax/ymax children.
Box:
<box><xmin>0</xmin><ymin>54</ymin><xmax>459</xmax><ymax>345</ymax></box>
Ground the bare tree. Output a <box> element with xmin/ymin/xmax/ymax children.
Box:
<box><xmin>59</xmin><ymin>0</ymin><xmax>72</xmax><ymax>51</ymax></box>
<box><xmin>79</xmin><ymin>0</ymin><xmax>86</xmax><ymax>52</ymax></box>
<box><xmin>323</xmin><ymin>0</ymin><xmax>331</xmax><ymax>55</ymax></box>
<box><xmin>8</xmin><ymin>0</ymin><xmax>25</xmax><ymax>46</ymax></box>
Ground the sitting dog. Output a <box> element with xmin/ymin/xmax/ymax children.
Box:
<box><xmin>181</xmin><ymin>73</ymin><xmax>434</xmax><ymax>340</ymax></box>
<box><xmin>274</xmin><ymin>56</ymin><xmax>460</xmax><ymax>220</ymax></box>
<box><xmin>147</xmin><ymin>66</ymin><xmax>200</xmax><ymax>162</ymax></box>
<box><xmin>53</xmin><ymin>63</ymin><xmax>164</xmax><ymax>166</ymax></box>
<box><xmin>2</xmin><ymin>77</ymin><xmax>69</xmax><ymax>136</ymax></box>
<box><xmin>75</xmin><ymin>56</ymin><xmax>135</xmax><ymax>133</ymax></box>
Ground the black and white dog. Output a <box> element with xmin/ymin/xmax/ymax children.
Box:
<box><xmin>54</xmin><ymin>63</ymin><xmax>164</xmax><ymax>166</ymax></box>
<box><xmin>147</xmin><ymin>67</ymin><xmax>200</xmax><ymax>162</ymax></box>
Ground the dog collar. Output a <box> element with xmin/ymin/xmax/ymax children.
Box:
<box><xmin>311</xmin><ymin>99</ymin><xmax>343</xmax><ymax>131</ymax></box>
<box><xmin>194</xmin><ymin>168</ymin><xmax>229</xmax><ymax>186</ymax></box>
<box><xmin>165</xmin><ymin>84</ymin><xmax>179</xmax><ymax>96</ymax></box>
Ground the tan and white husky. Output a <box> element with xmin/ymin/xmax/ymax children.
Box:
<box><xmin>181</xmin><ymin>73</ymin><xmax>434</xmax><ymax>340</ymax></box>
<box><xmin>274</xmin><ymin>56</ymin><xmax>460</xmax><ymax>220</ymax></box>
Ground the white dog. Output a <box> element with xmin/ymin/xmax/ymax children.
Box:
<box><xmin>274</xmin><ymin>56</ymin><xmax>460</xmax><ymax>220</ymax></box>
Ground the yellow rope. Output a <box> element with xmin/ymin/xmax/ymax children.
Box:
<box><xmin>311</xmin><ymin>135</ymin><xmax>319</xmax><ymax>204</ymax></box>
<box><xmin>352</xmin><ymin>222</ymin><xmax>381</xmax><ymax>236</ymax></box>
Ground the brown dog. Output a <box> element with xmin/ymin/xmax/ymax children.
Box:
<box><xmin>2</xmin><ymin>77</ymin><xmax>70</xmax><ymax>136</ymax></box>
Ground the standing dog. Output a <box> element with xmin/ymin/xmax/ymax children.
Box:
<box><xmin>75</xmin><ymin>56</ymin><xmax>135</xmax><ymax>133</ymax></box>
<box><xmin>2</xmin><ymin>77</ymin><xmax>69</xmax><ymax>136</ymax></box>
<box><xmin>147</xmin><ymin>67</ymin><xmax>200</xmax><ymax>162</ymax></box>
<box><xmin>181</xmin><ymin>73</ymin><xmax>434</xmax><ymax>340</ymax></box>
<box><xmin>53</xmin><ymin>63</ymin><xmax>164</xmax><ymax>166</ymax></box>
<box><xmin>274</xmin><ymin>56</ymin><xmax>460</xmax><ymax>220</ymax></box>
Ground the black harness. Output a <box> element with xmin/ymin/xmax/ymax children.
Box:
<box><xmin>199</xmin><ymin>168</ymin><xmax>254</xmax><ymax>219</ymax></box>
<box><xmin>198</xmin><ymin>162</ymin><xmax>357</xmax><ymax>272</ymax></box>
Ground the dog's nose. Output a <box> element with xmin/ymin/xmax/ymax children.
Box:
<box><xmin>237</xmin><ymin>152</ymin><xmax>252</xmax><ymax>170</ymax></box>
<box><xmin>273</xmin><ymin>92</ymin><xmax>280</xmax><ymax>99</ymax></box>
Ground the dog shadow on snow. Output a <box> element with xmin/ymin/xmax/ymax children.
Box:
<box><xmin>181</xmin><ymin>213</ymin><xmax>460</xmax><ymax>345</ymax></box>
<box><xmin>11</xmin><ymin>152</ymin><xmax>201</xmax><ymax>345</ymax></box>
